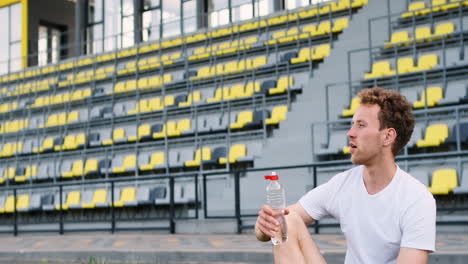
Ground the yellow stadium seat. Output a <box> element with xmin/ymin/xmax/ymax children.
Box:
<box><xmin>342</xmin><ymin>146</ymin><xmax>351</xmax><ymax>154</ymax></box>
<box><xmin>84</xmin><ymin>159</ymin><xmax>99</xmax><ymax>175</ymax></box>
<box><xmin>416</xmin><ymin>54</ymin><xmax>438</xmax><ymax>71</ymax></box>
<box><xmin>364</xmin><ymin>61</ymin><xmax>396</xmax><ymax>79</ymax></box>
<box><xmin>299</xmin><ymin>24</ymin><xmax>317</xmax><ymax>39</ymax></box>
<box><xmin>433</xmin><ymin>23</ymin><xmax>455</xmax><ymax>39</ymax></box>
<box><xmin>397</xmin><ymin>57</ymin><xmax>418</xmax><ymax>73</ymax></box>
<box><xmin>185</xmin><ymin>147</ymin><xmax>212</xmax><ymax>167</ymax></box>
<box><xmin>417</xmin><ymin>124</ymin><xmax>449</xmax><ymax>147</ymax></box>
<box><xmin>67</xmin><ymin>111</ymin><xmax>79</xmax><ymax>124</ymax></box>
<box><xmin>401</xmin><ymin>1</ymin><xmax>428</xmax><ymax>18</ymax></box>
<box><xmin>230</xmin><ymin>111</ymin><xmax>253</xmax><ymax>129</ymax></box>
<box><xmin>140</xmin><ymin>152</ymin><xmax>165</xmax><ymax>171</ymax></box>
<box><xmin>384</xmin><ymin>31</ymin><xmax>412</xmax><ymax>48</ymax></box>
<box><xmin>114</xmin><ymin>187</ymin><xmax>137</xmax><ymax>207</ymax></box>
<box><xmin>113</xmin><ymin>155</ymin><xmax>137</xmax><ymax>174</ymax></box>
<box><xmin>314</xmin><ymin>21</ymin><xmax>331</xmax><ymax>36</ymax></box>
<box><xmin>219</xmin><ymin>144</ymin><xmax>247</xmax><ymax>164</ymax></box>
<box><xmin>133</xmin><ymin>124</ymin><xmax>151</xmax><ymax>141</ymax></box>
<box><xmin>342</xmin><ymin>97</ymin><xmax>360</xmax><ymax>117</ymax></box>
<box><xmin>179</xmin><ymin>91</ymin><xmax>202</xmax><ymax>107</ymax></box>
<box><xmin>207</xmin><ymin>87</ymin><xmax>230</xmax><ymax>103</ymax></box>
<box><xmin>332</xmin><ymin>18</ymin><xmax>349</xmax><ymax>33</ymax></box>
<box><xmin>428</xmin><ymin>169</ymin><xmax>458</xmax><ymax>195</ymax></box>
<box><xmin>413</xmin><ymin>87</ymin><xmax>443</xmax><ymax>108</ymax></box>
<box><xmin>415</xmin><ymin>27</ymin><xmax>432</xmax><ymax>42</ymax></box>
<box><xmin>0</xmin><ymin>195</ymin><xmax>14</xmax><ymax>213</ymax></box>
<box><xmin>312</xmin><ymin>44</ymin><xmax>331</xmax><ymax>60</ymax></box>
<box><xmin>43</xmin><ymin>114</ymin><xmax>58</xmax><ymax>128</ymax></box>
<box><xmin>291</xmin><ymin>47</ymin><xmax>313</xmax><ymax>64</ymax></box>
<box><xmin>266</xmin><ymin>105</ymin><xmax>288</xmax><ymax>125</ymax></box>
<box><xmin>269</xmin><ymin>76</ymin><xmax>293</xmax><ymax>95</ymax></box>
<box><xmin>82</xmin><ymin>189</ymin><xmax>107</xmax><ymax>209</ymax></box>
<box><xmin>56</xmin><ymin>191</ymin><xmax>80</xmax><ymax>210</ymax></box>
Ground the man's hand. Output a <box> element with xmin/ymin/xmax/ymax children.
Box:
<box><xmin>255</xmin><ymin>205</ymin><xmax>290</xmax><ymax>242</ymax></box>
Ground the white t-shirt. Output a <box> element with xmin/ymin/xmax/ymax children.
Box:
<box><xmin>299</xmin><ymin>165</ymin><xmax>436</xmax><ymax>264</ymax></box>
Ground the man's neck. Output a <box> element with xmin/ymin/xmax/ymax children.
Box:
<box><xmin>362</xmin><ymin>156</ymin><xmax>397</xmax><ymax>195</ymax></box>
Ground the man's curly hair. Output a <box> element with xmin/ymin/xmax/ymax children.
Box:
<box><xmin>357</xmin><ymin>87</ymin><xmax>415</xmax><ymax>156</ymax></box>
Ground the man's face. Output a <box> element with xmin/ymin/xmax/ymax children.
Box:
<box><xmin>347</xmin><ymin>104</ymin><xmax>388</xmax><ymax>165</ymax></box>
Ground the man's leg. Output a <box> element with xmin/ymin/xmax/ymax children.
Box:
<box><xmin>273</xmin><ymin>212</ymin><xmax>326</xmax><ymax>264</ymax></box>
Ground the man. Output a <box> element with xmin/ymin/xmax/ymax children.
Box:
<box><xmin>255</xmin><ymin>87</ymin><xmax>436</xmax><ymax>264</ymax></box>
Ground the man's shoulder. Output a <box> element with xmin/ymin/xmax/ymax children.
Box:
<box><xmin>397</xmin><ymin>168</ymin><xmax>435</xmax><ymax>204</ymax></box>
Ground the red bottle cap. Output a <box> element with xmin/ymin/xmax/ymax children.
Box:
<box><xmin>264</xmin><ymin>174</ymin><xmax>278</xmax><ymax>180</ymax></box>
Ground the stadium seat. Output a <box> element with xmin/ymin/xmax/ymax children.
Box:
<box><xmin>112</xmin><ymin>155</ymin><xmax>137</xmax><ymax>174</ymax></box>
<box><xmin>230</xmin><ymin>111</ymin><xmax>253</xmax><ymax>129</ymax></box>
<box><xmin>413</xmin><ymin>87</ymin><xmax>443</xmax><ymax>108</ymax></box>
<box><xmin>84</xmin><ymin>159</ymin><xmax>99</xmax><ymax>176</ymax></box>
<box><xmin>16</xmin><ymin>194</ymin><xmax>30</xmax><ymax>212</ymax></box>
<box><xmin>0</xmin><ymin>195</ymin><xmax>15</xmax><ymax>213</ymax></box>
<box><xmin>401</xmin><ymin>1</ymin><xmax>430</xmax><ymax>18</ymax></box>
<box><xmin>206</xmin><ymin>87</ymin><xmax>230</xmax><ymax>103</ymax></box>
<box><xmin>428</xmin><ymin>169</ymin><xmax>458</xmax><ymax>195</ymax></box>
<box><xmin>416</xmin><ymin>54</ymin><xmax>438</xmax><ymax>71</ymax></box>
<box><xmin>103</xmin><ymin>128</ymin><xmax>127</xmax><ymax>145</ymax></box>
<box><xmin>415</xmin><ymin>27</ymin><xmax>432</xmax><ymax>42</ymax></box>
<box><xmin>364</xmin><ymin>61</ymin><xmax>396</xmax><ymax>79</ymax></box>
<box><xmin>416</xmin><ymin>124</ymin><xmax>449</xmax><ymax>147</ymax></box>
<box><xmin>62</xmin><ymin>160</ymin><xmax>83</xmax><ymax>178</ymax></box>
<box><xmin>56</xmin><ymin>191</ymin><xmax>81</xmax><ymax>210</ymax></box>
<box><xmin>219</xmin><ymin>144</ymin><xmax>247</xmax><ymax>164</ymax></box>
<box><xmin>342</xmin><ymin>97</ymin><xmax>360</xmax><ymax>117</ymax></box>
<box><xmin>453</xmin><ymin>168</ymin><xmax>468</xmax><ymax>194</ymax></box>
<box><xmin>113</xmin><ymin>187</ymin><xmax>137</xmax><ymax>207</ymax></box>
<box><xmin>266</xmin><ymin>105</ymin><xmax>288</xmax><ymax>125</ymax></box>
<box><xmin>332</xmin><ymin>18</ymin><xmax>349</xmax><ymax>33</ymax></box>
<box><xmin>384</xmin><ymin>31</ymin><xmax>411</xmax><ymax>48</ymax></box>
<box><xmin>269</xmin><ymin>76</ymin><xmax>294</xmax><ymax>95</ymax></box>
<box><xmin>185</xmin><ymin>147</ymin><xmax>212</xmax><ymax>167</ymax></box>
<box><xmin>82</xmin><ymin>189</ymin><xmax>108</xmax><ymax>209</ymax></box>
<box><xmin>397</xmin><ymin>57</ymin><xmax>418</xmax><ymax>73</ymax></box>
<box><xmin>140</xmin><ymin>152</ymin><xmax>165</xmax><ymax>171</ymax></box>
<box><xmin>432</xmin><ymin>23</ymin><xmax>455</xmax><ymax>39</ymax></box>
<box><xmin>179</xmin><ymin>91</ymin><xmax>202</xmax><ymax>107</ymax></box>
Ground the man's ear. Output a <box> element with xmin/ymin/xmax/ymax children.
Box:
<box><xmin>383</xmin><ymin>128</ymin><xmax>397</xmax><ymax>146</ymax></box>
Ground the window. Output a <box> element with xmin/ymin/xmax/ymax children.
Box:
<box><xmin>209</xmin><ymin>0</ymin><xmax>274</xmax><ymax>28</ymax></box>
<box><xmin>285</xmin><ymin>0</ymin><xmax>325</xmax><ymax>10</ymax></box>
<box><xmin>38</xmin><ymin>25</ymin><xmax>62</xmax><ymax>66</ymax></box>
<box><xmin>0</xmin><ymin>3</ymin><xmax>22</xmax><ymax>74</ymax></box>
<box><xmin>86</xmin><ymin>0</ymin><xmax>135</xmax><ymax>54</ymax></box>
<box><xmin>142</xmin><ymin>0</ymin><xmax>195</xmax><ymax>41</ymax></box>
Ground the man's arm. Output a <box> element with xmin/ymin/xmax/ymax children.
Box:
<box><xmin>255</xmin><ymin>202</ymin><xmax>314</xmax><ymax>242</ymax></box>
<box><xmin>396</xmin><ymin>248</ymin><xmax>429</xmax><ymax>264</ymax></box>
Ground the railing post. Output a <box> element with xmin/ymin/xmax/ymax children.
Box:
<box><xmin>13</xmin><ymin>188</ymin><xmax>17</xmax><ymax>236</ymax></box>
<box><xmin>169</xmin><ymin>177</ymin><xmax>175</xmax><ymax>234</ymax></box>
<box><xmin>234</xmin><ymin>171</ymin><xmax>242</xmax><ymax>234</ymax></box>
<box><xmin>59</xmin><ymin>185</ymin><xmax>64</xmax><ymax>235</ymax></box>
<box><xmin>111</xmin><ymin>181</ymin><xmax>115</xmax><ymax>233</ymax></box>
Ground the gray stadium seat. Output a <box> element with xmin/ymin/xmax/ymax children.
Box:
<box><xmin>316</xmin><ymin>130</ymin><xmax>347</xmax><ymax>156</ymax></box>
<box><xmin>41</xmin><ymin>193</ymin><xmax>56</xmax><ymax>211</ymax></box>
<box><xmin>410</xmin><ymin>169</ymin><xmax>429</xmax><ymax>186</ymax></box>
<box><xmin>76</xmin><ymin>190</ymin><xmax>93</xmax><ymax>209</ymax></box>
<box><xmin>439</xmin><ymin>82</ymin><xmax>466</xmax><ymax>105</ymax></box>
<box><xmin>137</xmin><ymin>186</ymin><xmax>151</xmax><ymax>205</ymax></box>
<box><xmin>453</xmin><ymin>167</ymin><xmax>468</xmax><ymax>194</ymax></box>
<box><xmin>238</xmin><ymin>143</ymin><xmax>262</xmax><ymax>162</ymax></box>
<box><xmin>29</xmin><ymin>193</ymin><xmax>42</xmax><ymax>211</ymax></box>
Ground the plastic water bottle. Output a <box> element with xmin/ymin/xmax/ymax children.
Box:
<box><xmin>265</xmin><ymin>172</ymin><xmax>288</xmax><ymax>245</ymax></box>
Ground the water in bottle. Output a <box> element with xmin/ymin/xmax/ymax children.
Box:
<box><xmin>265</xmin><ymin>172</ymin><xmax>288</xmax><ymax>245</ymax></box>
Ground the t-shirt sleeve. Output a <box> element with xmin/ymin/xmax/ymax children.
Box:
<box><xmin>400</xmin><ymin>191</ymin><xmax>436</xmax><ymax>252</ymax></box>
<box><xmin>299</xmin><ymin>174</ymin><xmax>341</xmax><ymax>221</ymax></box>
